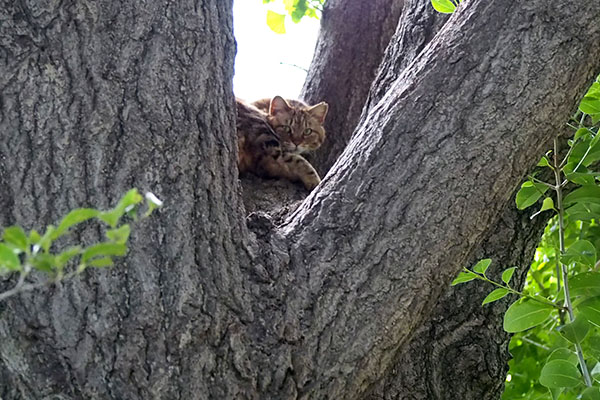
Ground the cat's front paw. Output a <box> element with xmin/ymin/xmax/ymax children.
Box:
<box><xmin>303</xmin><ymin>174</ymin><xmax>321</xmax><ymax>191</ymax></box>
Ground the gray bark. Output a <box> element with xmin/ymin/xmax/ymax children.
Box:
<box><xmin>0</xmin><ymin>1</ymin><xmax>249</xmax><ymax>398</ymax></box>
<box><xmin>300</xmin><ymin>0</ymin><xmax>405</xmax><ymax>175</ymax></box>
<box><xmin>0</xmin><ymin>1</ymin><xmax>600</xmax><ymax>400</ymax></box>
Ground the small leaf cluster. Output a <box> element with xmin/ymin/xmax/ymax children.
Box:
<box><xmin>0</xmin><ymin>189</ymin><xmax>163</xmax><ymax>301</ymax></box>
<box><xmin>431</xmin><ymin>0</ymin><xmax>464</xmax><ymax>14</ymax></box>
<box><xmin>263</xmin><ymin>0</ymin><xmax>323</xmax><ymax>34</ymax></box>
<box><xmin>452</xmin><ymin>259</ymin><xmax>517</xmax><ymax>305</ymax></box>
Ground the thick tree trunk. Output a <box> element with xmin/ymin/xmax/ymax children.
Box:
<box><xmin>282</xmin><ymin>1</ymin><xmax>600</xmax><ymax>398</ymax></box>
<box><xmin>0</xmin><ymin>1</ymin><xmax>250</xmax><ymax>398</ymax></box>
<box><xmin>1</xmin><ymin>1</ymin><xmax>600</xmax><ymax>400</ymax></box>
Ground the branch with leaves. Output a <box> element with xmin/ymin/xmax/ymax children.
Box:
<box><xmin>0</xmin><ymin>189</ymin><xmax>163</xmax><ymax>302</ymax></box>
<box><xmin>453</xmin><ymin>76</ymin><xmax>600</xmax><ymax>398</ymax></box>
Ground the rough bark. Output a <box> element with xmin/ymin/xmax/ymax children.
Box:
<box><xmin>1</xmin><ymin>1</ymin><xmax>600</xmax><ymax>400</ymax></box>
<box><xmin>0</xmin><ymin>1</ymin><xmax>250</xmax><ymax>398</ymax></box>
<box><xmin>300</xmin><ymin>0</ymin><xmax>405</xmax><ymax>175</ymax></box>
<box><xmin>281</xmin><ymin>1</ymin><xmax>600</xmax><ymax>398</ymax></box>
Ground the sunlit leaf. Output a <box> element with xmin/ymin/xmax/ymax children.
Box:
<box><xmin>82</xmin><ymin>243</ymin><xmax>127</xmax><ymax>263</ymax></box>
<box><xmin>88</xmin><ymin>257</ymin><xmax>114</xmax><ymax>268</ymax></box>
<box><xmin>516</xmin><ymin>181</ymin><xmax>549</xmax><ymax>210</ymax></box>
<box><xmin>106</xmin><ymin>225</ymin><xmax>131</xmax><ymax>245</ymax></box>
<box><xmin>2</xmin><ymin>226</ymin><xmax>28</xmax><ymax>252</ymax></box>
<box><xmin>0</xmin><ymin>243</ymin><xmax>21</xmax><ymax>271</ymax></box>
<box><xmin>451</xmin><ymin>270</ymin><xmax>478</xmax><ymax>285</ymax></box>
<box><xmin>482</xmin><ymin>288</ymin><xmax>509</xmax><ymax>305</ymax></box>
<box><xmin>54</xmin><ymin>208</ymin><xmax>100</xmax><ymax>238</ymax></box>
<box><xmin>30</xmin><ymin>253</ymin><xmax>55</xmax><ymax>273</ymax></box>
<box><xmin>537</xmin><ymin>156</ymin><xmax>551</xmax><ymax>167</ymax></box>
<box><xmin>431</xmin><ymin>0</ymin><xmax>456</xmax><ymax>13</ymax></box>
<box><xmin>472</xmin><ymin>258</ymin><xmax>492</xmax><ymax>275</ymax></box>
<box><xmin>144</xmin><ymin>192</ymin><xmax>163</xmax><ymax>217</ymax></box>
<box><xmin>504</xmin><ymin>299</ymin><xmax>554</xmax><ymax>333</ymax></box>
<box><xmin>55</xmin><ymin>246</ymin><xmax>82</xmax><ymax>269</ymax></box>
<box><xmin>266</xmin><ymin>10</ymin><xmax>286</xmax><ymax>34</ymax></box>
<box><xmin>580</xmin><ymin>96</ymin><xmax>600</xmax><ymax>115</ymax></box>
<box><xmin>502</xmin><ymin>267</ymin><xmax>517</xmax><ymax>285</ymax></box>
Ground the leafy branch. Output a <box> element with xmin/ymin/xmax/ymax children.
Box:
<box><xmin>0</xmin><ymin>189</ymin><xmax>163</xmax><ymax>302</ymax></box>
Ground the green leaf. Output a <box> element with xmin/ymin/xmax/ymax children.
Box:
<box><xmin>560</xmin><ymin>239</ymin><xmax>596</xmax><ymax>267</ymax></box>
<box><xmin>451</xmin><ymin>270</ymin><xmax>478</xmax><ymax>285</ymax></box>
<box><xmin>0</xmin><ymin>243</ymin><xmax>21</xmax><ymax>271</ymax></box>
<box><xmin>266</xmin><ymin>10</ymin><xmax>286</xmax><ymax>34</ymax></box>
<box><xmin>581</xmin><ymin>387</ymin><xmax>600</xmax><ymax>400</ymax></box>
<box><xmin>54</xmin><ymin>208</ymin><xmax>100</xmax><ymax>238</ymax></box>
<box><xmin>569</xmin><ymin>272</ymin><xmax>600</xmax><ymax>298</ymax></box>
<box><xmin>144</xmin><ymin>192</ymin><xmax>163</xmax><ymax>217</ymax></box>
<box><xmin>539</xmin><ymin>359</ymin><xmax>581</xmax><ymax>388</ymax></box>
<box><xmin>472</xmin><ymin>258</ymin><xmax>492</xmax><ymax>275</ymax></box>
<box><xmin>30</xmin><ymin>253</ymin><xmax>56</xmax><ymax>273</ymax></box>
<box><xmin>565</xmin><ymin>202</ymin><xmax>600</xmax><ymax>221</ymax></box>
<box><xmin>55</xmin><ymin>246</ymin><xmax>82</xmax><ymax>269</ymax></box>
<box><xmin>482</xmin><ymin>288</ymin><xmax>509</xmax><ymax>305</ymax></box>
<box><xmin>34</xmin><ymin>225</ymin><xmax>55</xmax><ymax>253</ymax></box>
<box><xmin>564</xmin><ymin>185</ymin><xmax>600</xmax><ymax>206</ymax></box>
<box><xmin>82</xmin><ymin>243</ymin><xmax>127</xmax><ymax>263</ymax></box>
<box><xmin>557</xmin><ymin>316</ymin><xmax>590</xmax><ymax>344</ymax></box>
<box><xmin>547</xmin><ymin>348</ymin><xmax>578</xmax><ymax>366</ymax></box>
<box><xmin>580</xmin><ymin>96</ymin><xmax>600</xmax><ymax>115</ymax></box>
<box><xmin>575</xmin><ymin>127</ymin><xmax>592</xmax><ymax>141</ymax></box>
<box><xmin>578</xmin><ymin>296</ymin><xmax>600</xmax><ymax>326</ymax></box>
<box><xmin>88</xmin><ymin>257</ymin><xmax>114</xmax><ymax>268</ymax></box>
<box><xmin>537</xmin><ymin>156</ymin><xmax>551</xmax><ymax>167</ymax></box>
<box><xmin>99</xmin><ymin>189</ymin><xmax>143</xmax><ymax>228</ymax></box>
<box><xmin>502</xmin><ymin>267</ymin><xmax>517</xmax><ymax>285</ymax></box>
<box><xmin>2</xmin><ymin>226</ymin><xmax>28</xmax><ymax>252</ymax></box>
<box><xmin>540</xmin><ymin>197</ymin><xmax>554</xmax><ymax>212</ymax></box>
<box><xmin>29</xmin><ymin>229</ymin><xmax>41</xmax><ymax>245</ymax></box>
<box><xmin>549</xmin><ymin>387</ymin><xmax>562</xmax><ymax>400</ymax></box>
<box><xmin>592</xmin><ymin>361</ymin><xmax>600</xmax><ymax>382</ymax></box>
<box><xmin>503</xmin><ymin>299</ymin><xmax>554</xmax><ymax>333</ymax></box>
<box><xmin>516</xmin><ymin>181</ymin><xmax>549</xmax><ymax>210</ymax></box>
<box><xmin>431</xmin><ymin>0</ymin><xmax>456</xmax><ymax>13</ymax></box>
<box><xmin>106</xmin><ymin>225</ymin><xmax>131</xmax><ymax>245</ymax></box>
<box><xmin>563</xmin><ymin>162</ymin><xmax>596</xmax><ymax>185</ymax></box>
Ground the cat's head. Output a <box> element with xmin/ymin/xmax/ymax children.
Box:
<box><xmin>267</xmin><ymin>96</ymin><xmax>328</xmax><ymax>153</ymax></box>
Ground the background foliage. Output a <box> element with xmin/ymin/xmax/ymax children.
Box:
<box><xmin>263</xmin><ymin>0</ymin><xmax>325</xmax><ymax>33</ymax></box>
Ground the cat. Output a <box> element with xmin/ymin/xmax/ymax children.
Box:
<box><xmin>236</xmin><ymin>96</ymin><xmax>328</xmax><ymax>191</ymax></box>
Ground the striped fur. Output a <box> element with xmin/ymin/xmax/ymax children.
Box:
<box><xmin>236</xmin><ymin>96</ymin><xmax>328</xmax><ymax>191</ymax></box>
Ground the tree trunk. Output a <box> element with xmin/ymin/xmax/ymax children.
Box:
<box><xmin>1</xmin><ymin>1</ymin><xmax>600</xmax><ymax>400</ymax></box>
<box><xmin>300</xmin><ymin>0</ymin><xmax>406</xmax><ymax>175</ymax></box>
<box><xmin>0</xmin><ymin>1</ymin><xmax>249</xmax><ymax>398</ymax></box>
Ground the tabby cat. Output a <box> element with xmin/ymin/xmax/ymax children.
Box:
<box><xmin>236</xmin><ymin>96</ymin><xmax>328</xmax><ymax>191</ymax></box>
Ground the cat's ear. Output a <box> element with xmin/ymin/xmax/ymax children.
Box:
<box><xmin>270</xmin><ymin>96</ymin><xmax>292</xmax><ymax>115</ymax></box>
<box><xmin>307</xmin><ymin>102</ymin><xmax>328</xmax><ymax>124</ymax></box>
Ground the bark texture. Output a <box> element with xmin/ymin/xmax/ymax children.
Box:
<box><xmin>0</xmin><ymin>1</ymin><xmax>251</xmax><ymax>398</ymax></box>
<box><xmin>1</xmin><ymin>0</ymin><xmax>600</xmax><ymax>400</ymax></box>
<box><xmin>281</xmin><ymin>1</ymin><xmax>600</xmax><ymax>398</ymax></box>
<box><xmin>300</xmin><ymin>0</ymin><xmax>405</xmax><ymax>175</ymax></box>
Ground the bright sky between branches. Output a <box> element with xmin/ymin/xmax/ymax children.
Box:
<box><xmin>232</xmin><ymin>0</ymin><xmax>320</xmax><ymax>100</ymax></box>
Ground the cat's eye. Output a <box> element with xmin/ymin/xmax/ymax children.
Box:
<box><xmin>303</xmin><ymin>128</ymin><xmax>313</xmax><ymax>136</ymax></box>
<box><xmin>280</xmin><ymin>125</ymin><xmax>291</xmax><ymax>133</ymax></box>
